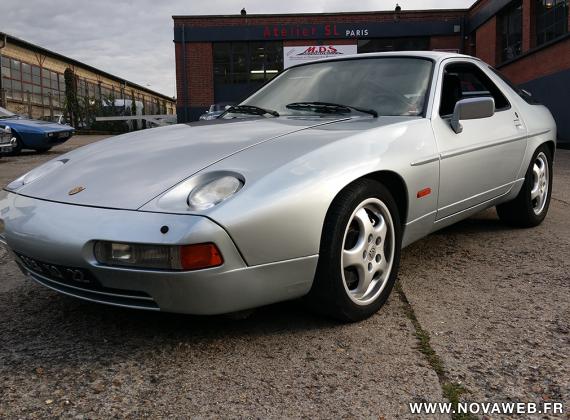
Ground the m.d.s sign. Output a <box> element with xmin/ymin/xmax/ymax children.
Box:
<box><xmin>283</xmin><ymin>45</ymin><xmax>358</xmax><ymax>68</ymax></box>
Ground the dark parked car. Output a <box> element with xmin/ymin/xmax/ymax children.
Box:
<box><xmin>0</xmin><ymin>107</ymin><xmax>74</xmax><ymax>153</ymax></box>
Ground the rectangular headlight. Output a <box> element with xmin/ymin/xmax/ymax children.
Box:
<box><xmin>94</xmin><ymin>241</ymin><xmax>223</xmax><ymax>271</ymax></box>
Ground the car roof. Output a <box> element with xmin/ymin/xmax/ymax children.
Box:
<box><xmin>289</xmin><ymin>51</ymin><xmax>477</xmax><ymax>67</ymax></box>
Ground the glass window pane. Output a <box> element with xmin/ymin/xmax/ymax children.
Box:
<box><xmin>232</xmin><ymin>43</ymin><xmax>248</xmax><ymax>84</ymax></box>
<box><xmin>1</xmin><ymin>66</ymin><xmax>9</xmax><ymax>78</ymax></box>
<box><xmin>1</xmin><ymin>59</ymin><xmax>11</xmax><ymax>78</ymax></box>
<box><xmin>32</xmin><ymin>65</ymin><xmax>41</xmax><ymax>76</ymax></box>
<box><xmin>264</xmin><ymin>42</ymin><xmax>283</xmax><ymax>78</ymax></box>
<box><xmin>536</xmin><ymin>0</ymin><xmax>568</xmax><ymax>46</ymax></box>
<box><xmin>500</xmin><ymin>2</ymin><xmax>522</xmax><ymax>62</ymax></box>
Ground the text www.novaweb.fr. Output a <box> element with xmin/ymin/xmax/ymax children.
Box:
<box><xmin>409</xmin><ymin>401</ymin><xmax>564</xmax><ymax>415</ymax></box>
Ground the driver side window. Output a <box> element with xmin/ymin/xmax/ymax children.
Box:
<box><xmin>439</xmin><ymin>62</ymin><xmax>511</xmax><ymax>117</ymax></box>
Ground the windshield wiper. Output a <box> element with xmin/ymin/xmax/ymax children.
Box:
<box><xmin>286</xmin><ymin>102</ymin><xmax>378</xmax><ymax>118</ymax></box>
<box><xmin>225</xmin><ymin>105</ymin><xmax>279</xmax><ymax>117</ymax></box>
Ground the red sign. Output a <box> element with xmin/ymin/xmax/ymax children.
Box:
<box><xmin>263</xmin><ymin>24</ymin><xmax>341</xmax><ymax>39</ymax></box>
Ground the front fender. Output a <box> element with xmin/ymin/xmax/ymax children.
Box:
<box><xmin>163</xmin><ymin>118</ymin><xmax>440</xmax><ymax>266</ymax></box>
<box><xmin>12</xmin><ymin>128</ymin><xmax>46</xmax><ymax>148</ymax></box>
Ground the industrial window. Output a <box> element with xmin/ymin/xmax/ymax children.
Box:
<box><xmin>213</xmin><ymin>42</ymin><xmax>283</xmax><ymax>85</ymax></box>
<box><xmin>499</xmin><ymin>1</ymin><xmax>523</xmax><ymax>62</ymax></box>
<box><xmin>536</xmin><ymin>0</ymin><xmax>569</xmax><ymax>46</ymax></box>
<box><xmin>0</xmin><ymin>57</ymin><xmax>66</xmax><ymax>108</ymax></box>
<box><xmin>439</xmin><ymin>62</ymin><xmax>510</xmax><ymax>117</ymax></box>
<box><xmin>357</xmin><ymin>37</ymin><xmax>430</xmax><ymax>53</ymax></box>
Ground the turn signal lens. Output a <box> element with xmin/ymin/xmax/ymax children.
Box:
<box><xmin>94</xmin><ymin>241</ymin><xmax>223</xmax><ymax>271</ymax></box>
<box><xmin>180</xmin><ymin>243</ymin><xmax>223</xmax><ymax>270</ymax></box>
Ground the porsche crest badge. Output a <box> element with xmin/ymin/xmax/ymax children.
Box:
<box><xmin>68</xmin><ymin>186</ymin><xmax>85</xmax><ymax>195</ymax></box>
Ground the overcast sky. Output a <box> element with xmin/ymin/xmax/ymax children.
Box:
<box><xmin>2</xmin><ymin>1</ymin><xmax>476</xmax><ymax>97</ymax></box>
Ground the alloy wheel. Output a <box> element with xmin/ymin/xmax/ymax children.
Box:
<box><xmin>531</xmin><ymin>151</ymin><xmax>549</xmax><ymax>215</ymax></box>
<box><xmin>341</xmin><ymin>198</ymin><xmax>395</xmax><ymax>306</ymax></box>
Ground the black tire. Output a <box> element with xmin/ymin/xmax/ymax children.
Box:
<box><xmin>496</xmin><ymin>144</ymin><xmax>553</xmax><ymax>227</ymax></box>
<box><xmin>308</xmin><ymin>179</ymin><xmax>402</xmax><ymax>322</ymax></box>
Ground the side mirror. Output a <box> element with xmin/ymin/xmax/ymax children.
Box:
<box><xmin>450</xmin><ymin>97</ymin><xmax>495</xmax><ymax>134</ymax></box>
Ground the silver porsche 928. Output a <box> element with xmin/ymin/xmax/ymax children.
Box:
<box><xmin>0</xmin><ymin>52</ymin><xmax>556</xmax><ymax>321</ymax></box>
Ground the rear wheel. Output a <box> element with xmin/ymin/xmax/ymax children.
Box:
<box><xmin>496</xmin><ymin>145</ymin><xmax>553</xmax><ymax>227</ymax></box>
<box><xmin>309</xmin><ymin>179</ymin><xmax>402</xmax><ymax>322</ymax></box>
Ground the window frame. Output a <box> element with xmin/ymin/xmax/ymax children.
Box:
<box><xmin>213</xmin><ymin>41</ymin><xmax>284</xmax><ymax>85</ymax></box>
<box><xmin>437</xmin><ymin>60</ymin><xmax>512</xmax><ymax>118</ymax></box>
<box><xmin>499</xmin><ymin>0</ymin><xmax>523</xmax><ymax>63</ymax></box>
<box><xmin>0</xmin><ymin>56</ymin><xmax>66</xmax><ymax>108</ymax></box>
<box><xmin>535</xmin><ymin>0</ymin><xmax>569</xmax><ymax>46</ymax></box>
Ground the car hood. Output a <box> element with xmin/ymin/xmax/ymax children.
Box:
<box><xmin>12</xmin><ymin>117</ymin><xmax>352</xmax><ymax>210</ymax></box>
<box><xmin>0</xmin><ymin>118</ymin><xmax>73</xmax><ymax>132</ymax></box>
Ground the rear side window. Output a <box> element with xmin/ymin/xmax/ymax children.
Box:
<box><xmin>488</xmin><ymin>66</ymin><xmax>541</xmax><ymax>105</ymax></box>
<box><xmin>439</xmin><ymin>62</ymin><xmax>511</xmax><ymax>116</ymax></box>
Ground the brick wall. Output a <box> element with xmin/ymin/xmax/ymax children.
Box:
<box><xmin>475</xmin><ymin>17</ymin><xmax>498</xmax><ymax>66</ymax></box>
<box><xmin>430</xmin><ymin>35</ymin><xmax>462</xmax><ymax>51</ymax></box>
<box><xmin>175</xmin><ymin>42</ymin><xmax>214</xmax><ymax>109</ymax></box>
<box><xmin>522</xmin><ymin>0</ymin><xmax>534</xmax><ymax>51</ymax></box>
<box><xmin>499</xmin><ymin>37</ymin><xmax>570</xmax><ymax>84</ymax></box>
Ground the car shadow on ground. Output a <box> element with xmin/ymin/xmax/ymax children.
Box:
<box><xmin>432</xmin><ymin>207</ymin><xmax>517</xmax><ymax>235</ymax></box>
<box><xmin>0</xmin><ymin>280</ymin><xmax>346</xmax><ymax>369</ymax></box>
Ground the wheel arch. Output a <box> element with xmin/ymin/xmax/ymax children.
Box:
<box><xmin>362</xmin><ymin>171</ymin><xmax>409</xmax><ymax>226</ymax></box>
<box><xmin>542</xmin><ymin>139</ymin><xmax>556</xmax><ymax>159</ymax></box>
<box><xmin>330</xmin><ymin>170</ymin><xmax>409</xmax><ymax>227</ymax></box>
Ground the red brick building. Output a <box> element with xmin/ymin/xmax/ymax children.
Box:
<box><xmin>173</xmin><ymin>0</ymin><xmax>569</xmax><ymax>143</ymax></box>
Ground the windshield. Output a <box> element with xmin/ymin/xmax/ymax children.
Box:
<box><xmin>239</xmin><ymin>57</ymin><xmax>433</xmax><ymax>117</ymax></box>
<box><xmin>0</xmin><ymin>107</ymin><xmax>16</xmax><ymax>119</ymax></box>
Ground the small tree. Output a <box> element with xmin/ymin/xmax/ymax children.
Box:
<box><xmin>130</xmin><ymin>90</ymin><xmax>138</xmax><ymax>130</ymax></box>
<box><xmin>64</xmin><ymin>68</ymin><xmax>79</xmax><ymax>128</ymax></box>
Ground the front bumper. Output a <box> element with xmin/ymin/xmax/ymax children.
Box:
<box><xmin>0</xmin><ymin>192</ymin><xmax>316</xmax><ymax>314</ymax></box>
<box><xmin>0</xmin><ymin>136</ymin><xmax>16</xmax><ymax>153</ymax></box>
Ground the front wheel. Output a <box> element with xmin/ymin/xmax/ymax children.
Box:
<box><xmin>9</xmin><ymin>133</ymin><xmax>23</xmax><ymax>155</ymax></box>
<box><xmin>497</xmin><ymin>145</ymin><xmax>553</xmax><ymax>227</ymax></box>
<box><xmin>308</xmin><ymin>179</ymin><xmax>402</xmax><ymax>322</ymax></box>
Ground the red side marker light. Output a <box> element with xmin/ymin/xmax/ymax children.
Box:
<box><xmin>180</xmin><ymin>243</ymin><xmax>223</xmax><ymax>270</ymax></box>
<box><xmin>417</xmin><ymin>188</ymin><xmax>432</xmax><ymax>199</ymax></box>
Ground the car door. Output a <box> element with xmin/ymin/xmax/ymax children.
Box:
<box><xmin>431</xmin><ymin>59</ymin><xmax>527</xmax><ymax>220</ymax></box>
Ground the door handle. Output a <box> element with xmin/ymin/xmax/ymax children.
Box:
<box><xmin>513</xmin><ymin>112</ymin><xmax>524</xmax><ymax>129</ymax></box>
